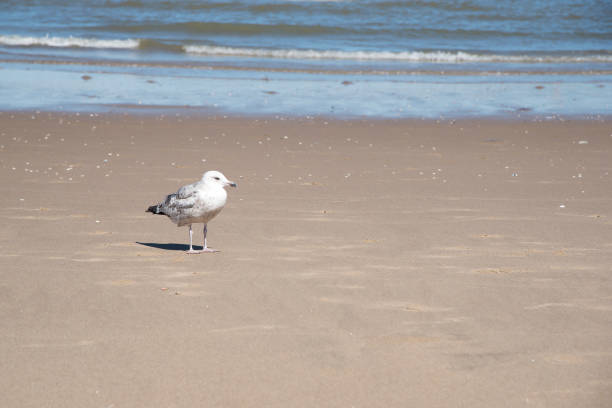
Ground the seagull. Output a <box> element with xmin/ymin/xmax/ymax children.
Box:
<box><xmin>146</xmin><ymin>170</ymin><xmax>236</xmax><ymax>253</ymax></box>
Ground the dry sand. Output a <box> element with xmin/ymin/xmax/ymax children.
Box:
<box><xmin>1</xmin><ymin>112</ymin><xmax>611</xmax><ymax>407</ymax></box>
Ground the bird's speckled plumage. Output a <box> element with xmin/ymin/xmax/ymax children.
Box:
<box><xmin>147</xmin><ymin>170</ymin><xmax>236</xmax><ymax>253</ymax></box>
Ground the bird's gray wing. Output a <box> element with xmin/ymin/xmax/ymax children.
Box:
<box><xmin>176</xmin><ymin>182</ymin><xmax>197</xmax><ymax>200</ymax></box>
<box><xmin>159</xmin><ymin>182</ymin><xmax>199</xmax><ymax>217</ymax></box>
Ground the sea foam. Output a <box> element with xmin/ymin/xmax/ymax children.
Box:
<box><xmin>0</xmin><ymin>35</ymin><xmax>139</xmax><ymax>49</ymax></box>
<box><xmin>184</xmin><ymin>45</ymin><xmax>612</xmax><ymax>63</ymax></box>
<box><xmin>1</xmin><ymin>34</ymin><xmax>610</xmax><ymax>64</ymax></box>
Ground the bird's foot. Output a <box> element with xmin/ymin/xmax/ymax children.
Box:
<box><xmin>185</xmin><ymin>248</ymin><xmax>219</xmax><ymax>254</ymax></box>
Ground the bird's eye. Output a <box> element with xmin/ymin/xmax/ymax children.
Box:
<box><xmin>214</xmin><ymin>177</ymin><xmax>220</xmax><ymax>180</ymax></box>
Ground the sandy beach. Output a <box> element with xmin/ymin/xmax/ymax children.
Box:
<box><xmin>1</xmin><ymin>112</ymin><xmax>611</xmax><ymax>407</ymax></box>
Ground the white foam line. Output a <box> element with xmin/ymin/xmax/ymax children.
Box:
<box><xmin>1</xmin><ymin>34</ymin><xmax>610</xmax><ymax>64</ymax></box>
<box><xmin>184</xmin><ymin>45</ymin><xmax>612</xmax><ymax>63</ymax></box>
<box><xmin>0</xmin><ymin>34</ymin><xmax>139</xmax><ymax>49</ymax></box>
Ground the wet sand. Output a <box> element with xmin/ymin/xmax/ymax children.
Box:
<box><xmin>1</xmin><ymin>112</ymin><xmax>611</xmax><ymax>407</ymax></box>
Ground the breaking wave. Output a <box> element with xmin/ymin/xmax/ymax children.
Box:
<box><xmin>1</xmin><ymin>35</ymin><xmax>611</xmax><ymax>64</ymax></box>
<box><xmin>184</xmin><ymin>45</ymin><xmax>612</xmax><ymax>63</ymax></box>
<box><xmin>0</xmin><ymin>34</ymin><xmax>139</xmax><ymax>49</ymax></box>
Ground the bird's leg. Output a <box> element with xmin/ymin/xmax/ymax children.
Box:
<box><xmin>203</xmin><ymin>224</ymin><xmax>207</xmax><ymax>249</ymax></box>
<box><xmin>201</xmin><ymin>224</ymin><xmax>219</xmax><ymax>253</ymax></box>
<box><xmin>186</xmin><ymin>224</ymin><xmax>202</xmax><ymax>254</ymax></box>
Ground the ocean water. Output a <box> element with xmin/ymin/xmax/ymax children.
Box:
<box><xmin>0</xmin><ymin>0</ymin><xmax>610</xmax><ymax>117</ymax></box>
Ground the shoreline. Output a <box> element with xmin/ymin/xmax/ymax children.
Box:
<box><xmin>0</xmin><ymin>105</ymin><xmax>612</xmax><ymax>125</ymax></box>
<box><xmin>1</xmin><ymin>60</ymin><xmax>611</xmax><ymax>119</ymax></box>
<box><xmin>2</xmin><ymin>109</ymin><xmax>611</xmax><ymax>125</ymax></box>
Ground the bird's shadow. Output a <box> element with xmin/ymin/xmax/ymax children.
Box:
<box><xmin>136</xmin><ymin>242</ymin><xmax>202</xmax><ymax>251</ymax></box>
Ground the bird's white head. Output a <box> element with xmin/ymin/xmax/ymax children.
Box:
<box><xmin>202</xmin><ymin>170</ymin><xmax>237</xmax><ymax>189</ymax></box>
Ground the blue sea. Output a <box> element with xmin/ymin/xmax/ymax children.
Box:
<box><xmin>1</xmin><ymin>0</ymin><xmax>610</xmax><ymax>118</ymax></box>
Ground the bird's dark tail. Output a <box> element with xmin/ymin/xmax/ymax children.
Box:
<box><xmin>146</xmin><ymin>204</ymin><xmax>165</xmax><ymax>215</ymax></box>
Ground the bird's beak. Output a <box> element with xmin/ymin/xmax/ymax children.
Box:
<box><xmin>227</xmin><ymin>181</ymin><xmax>237</xmax><ymax>188</ymax></box>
